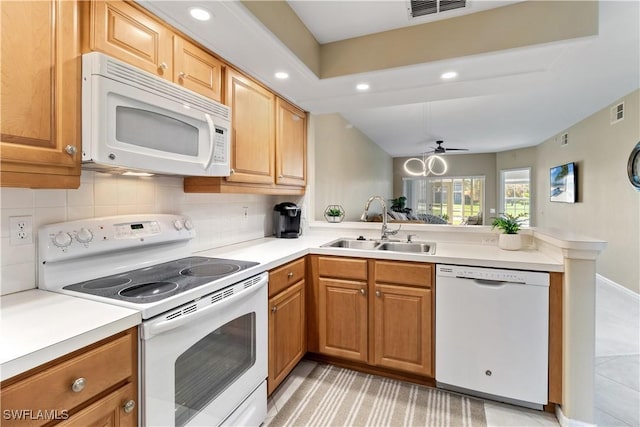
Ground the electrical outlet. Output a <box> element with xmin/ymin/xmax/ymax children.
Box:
<box><xmin>10</xmin><ymin>215</ymin><xmax>33</xmax><ymax>245</ymax></box>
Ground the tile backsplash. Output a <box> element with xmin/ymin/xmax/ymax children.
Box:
<box><xmin>0</xmin><ymin>172</ymin><xmax>289</xmax><ymax>296</ymax></box>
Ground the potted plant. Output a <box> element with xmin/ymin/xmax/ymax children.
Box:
<box><xmin>491</xmin><ymin>213</ymin><xmax>527</xmax><ymax>250</ymax></box>
<box><xmin>323</xmin><ymin>205</ymin><xmax>345</xmax><ymax>223</ymax></box>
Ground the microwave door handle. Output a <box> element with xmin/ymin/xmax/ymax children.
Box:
<box><xmin>202</xmin><ymin>113</ymin><xmax>215</xmax><ymax>171</ymax></box>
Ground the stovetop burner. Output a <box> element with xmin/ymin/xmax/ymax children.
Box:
<box><xmin>64</xmin><ymin>257</ymin><xmax>259</xmax><ymax>304</ymax></box>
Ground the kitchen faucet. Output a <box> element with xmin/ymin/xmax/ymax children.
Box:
<box><xmin>360</xmin><ymin>195</ymin><xmax>400</xmax><ymax>240</ymax></box>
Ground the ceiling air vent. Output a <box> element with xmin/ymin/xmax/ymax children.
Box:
<box><xmin>610</xmin><ymin>102</ymin><xmax>624</xmax><ymax>124</ymax></box>
<box><xmin>409</xmin><ymin>0</ymin><xmax>466</xmax><ymax>18</ymax></box>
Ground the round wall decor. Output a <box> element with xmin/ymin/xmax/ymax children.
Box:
<box><xmin>628</xmin><ymin>142</ymin><xmax>640</xmax><ymax>191</ymax></box>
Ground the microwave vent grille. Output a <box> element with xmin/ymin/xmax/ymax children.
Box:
<box><xmin>105</xmin><ymin>60</ymin><xmax>229</xmax><ymax>120</ymax></box>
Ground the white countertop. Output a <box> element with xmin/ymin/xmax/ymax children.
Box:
<box><xmin>0</xmin><ymin>230</ymin><xmax>564</xmax><ymax>382</ymax></box>
<box><xmin>0</xmin><ymin>290</ymin><xmax>140</xmax><ymax>381</ymax></box>
<box><xmin>197</xmin><ymin>233</ymin><xmax>564</xmax><ymax>272</ymax></box>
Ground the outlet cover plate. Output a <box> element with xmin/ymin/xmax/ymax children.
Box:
<box><xmin>9</xmin><ymin>215</ymin><xmax>33</xmax><ymax>245</ymax></box>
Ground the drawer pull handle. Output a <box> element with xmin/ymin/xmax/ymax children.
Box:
<box><xmin>287</xmin><ymin>272</ymin><xmax>293</xmax><ymax>278</ymax></box>
<box><xmin>71</xmin><ymin>377</ymin><xmax>86</xmax><ymax>393</ymax></box>
<box><xmin>123</xmin><ymin>399</ymin><xmax>136</xmax><ymax>414</ymax></box>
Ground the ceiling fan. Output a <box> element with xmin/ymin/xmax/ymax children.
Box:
<box><xmin>427</xmin><ymin>140</ymin><xmax>469</xmax><ymax>154</ymax></box>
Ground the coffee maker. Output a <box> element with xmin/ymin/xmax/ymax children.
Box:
<box><xmin>273</xmin><ymin>202</ymin><xmax>302</xmax><ymax>238</ymax></box>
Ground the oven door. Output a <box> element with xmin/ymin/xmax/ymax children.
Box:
<box><xmin>140</xmin><ymin>273</ymin><xmax>267</xmax><ymax>427</ymax></box>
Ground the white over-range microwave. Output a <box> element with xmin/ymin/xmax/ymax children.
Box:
<box><xmin>82</xmin><ymin>52</ymin><xmax>231</xmax><ymax>176</ymax></box>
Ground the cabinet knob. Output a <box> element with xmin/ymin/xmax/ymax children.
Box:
<box><xmin>278</xmin><ymin>175</ymin><xmax>284</xmax><ymax>179</ymax></box>
<box><xmin>123</xmin><ymin>399</ymin><xmax>136</xmax><ymax>414</ymax></box>
<box><xmin>271</xmin><ymin>306</ymin><xmax>277</xmax><ymax>313</ymax></box>
<box><xmin>158</xmin><ymin>62</ymin><xmax>168</xmax><ymax>70</ymax></box>
<box><xmin>65</xmin><ymin>145</ymin><xmax>77</xmax><ymax>156</ymax></box>
<box><xmin>230</xmin><ymin>169</ymin><xmax>235</xmax><ymax>175</ymax></box>
<box><xmin>375</xmin><ymin>290</ymin><xmax>381</xmax><ymax>297</ymax></box>
<box><xmin>360</xmin><ymin>288</ymin><xmax>366</xmax><ymax>295</ymax></box>
<box><xmin>71</xmin><ymin>377</ymin><xmax>86</xmax><ymax>393</ymax></box>
<box><xmin>178</xmin><ymin>71</ymin><xmax>187</xmax><ymax>79</ymax></box>
<box><xmin>287</xmin><ymin>272</ymin><xmax>293</xmax><ymax>278</ymax></box>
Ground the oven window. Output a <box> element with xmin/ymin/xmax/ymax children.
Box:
<box><xmin>116</xmin><ymin>106</ymin><xmax>199</xmax><ymax>156</ymax></box>
<box><xmin>174</xmin><ymin>313</ymin><xmax>256</xmax><ymax>427</ymax></box>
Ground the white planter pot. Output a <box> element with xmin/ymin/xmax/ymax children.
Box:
<box><xmin>498</xmin><ymin>233</ymin><xmax>522</xmax><ymax>251</ymax></box>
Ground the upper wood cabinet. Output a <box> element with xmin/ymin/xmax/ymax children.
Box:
<box><xmin>88</xmin><ymin>0</ymin><xmax>224</xmax><ymax>102</ymax></box>
<box><xmin>0</xmin><ymin>0</ymin><xmax>81</xmax><ymax>189</ymax></box>
<box><xmin>275</xmin><ymin>98</ymin><xmax>307</xmax><ymax>187</ymax></box>
<box><xmin>226</xmin><ymin>69</ymin><xmax>275</xmax><ymax>185</ymax></box>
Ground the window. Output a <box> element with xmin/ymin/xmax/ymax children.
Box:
<box><xmin>500</xmin><ymin>168</ymin><xmax>531</xmax><ymax>226</ymax></box>
<box><xmin>404</xmin><ymin>176</ymin><xmax>485</xmax><ymax>225</ymax></box>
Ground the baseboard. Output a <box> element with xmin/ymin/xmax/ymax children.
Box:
<box><xmin>556</xmin><ymin>405</ymin><xmax>596</xmax><ymax>427</ymax></box>
<box><xmin>596</xmin><ymin>274</ymin><xmax>640</xmax><ymax>300</ymax></box>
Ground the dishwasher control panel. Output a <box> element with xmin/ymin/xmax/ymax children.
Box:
<box><xmin>436</xmin><ymin>265</ymin><xmax>548</xmax><ymax>286</ymax></box>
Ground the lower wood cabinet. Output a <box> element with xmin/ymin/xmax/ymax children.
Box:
<box><xmin>268</xmin><ymin>258</ymin><xmax>306</xmax><ymax>395</ymax></box>
<box><xmin>0</xmin><ymin>328</ymin><xmax>138</xmax><ymax>427</ymax></box>
<box><xmin>310</xmin><ymin>255</ymin><xmax>434</xmax><ymax>378</ymax></box>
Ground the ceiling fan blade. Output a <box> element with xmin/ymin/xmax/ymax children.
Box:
<box><xmin>444</xmin><ymin>148</ymin><xmax>469</xmax><ymax>151</ymax></box>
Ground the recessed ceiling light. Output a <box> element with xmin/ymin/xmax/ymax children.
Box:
<box><xmin>189</xmin><ymin>7</ymin><xmax>211</xmax><ymax>21</ymax></box>
<box><xmin>356</xmin><ymin>83</ymin><xmax>370</xmax><ymax>91</ymax></box>
<box><xmin>275</xmin><ymin>72</ymin><xmax>289</xmax><ymax>80</ymax></box>
<box><xmin>441</xmin><ymin>71</ymin><xmax>458</xmax><ymax>80</ymax></box>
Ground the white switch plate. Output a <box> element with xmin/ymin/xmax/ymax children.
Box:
<box><xmin>9</xmin><ymin>215</ymin><xmax>33</xmax><ymax>245</ymax></box>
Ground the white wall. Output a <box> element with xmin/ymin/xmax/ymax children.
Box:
<box><xmin>498</xmin><ymin>90</ymin><xmax>640</xmax><ymax>293</ymax></box>
<box><xmin>312</xmin><ymin>113</ymin><xmax>393</xmax><ymax>221</ymax></box>
<box><xmin>0</xmin><ymin>172</ymin><xmax>278</xmax><ymax>296</ymax></box>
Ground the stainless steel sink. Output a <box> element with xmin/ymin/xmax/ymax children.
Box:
<box><xmin>377</xmin><ymin>241</ymin><xmax>435</xmax><ymax>254</ymax></box>
<box><xmin>322</xmin><ymin>238</ymin><xmax>436</xmax><ymax>254</ymax></box>
<box><xmin>323</xmin><ymin>238</ymin><xmax>380</xmax><ymax>250</ymax></box>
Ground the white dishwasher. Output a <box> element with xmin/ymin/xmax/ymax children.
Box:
<box><xmin>435</xmin><ymin>264</ymin><xmax>549</xmax><ymax>409</ymax></box>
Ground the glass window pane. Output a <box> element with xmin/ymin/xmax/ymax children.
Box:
<box><xmin>501</xmin><ymin>169</ymin><xmax>531</xmax><ymax>226</ymax></box>
<box><xmin>116</xmin><ymin>106</ymin><xmax>199</xmax><ymax>156</ymax></box>
<box><xmin>174</xmin><ymin>313</ymin><xmax>256</xmax><ymax>426</ymax></box>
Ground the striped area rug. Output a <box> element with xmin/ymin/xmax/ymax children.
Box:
<box><xmin>270</xmin><ymin>364</ymin><xmax>487</xmax><ymax>427</ymax></box>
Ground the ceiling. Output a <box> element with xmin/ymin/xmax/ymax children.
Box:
<box><xmin>139</xmin><ymin>1</ymin><xmax>639</xmax><ymax>157</ymax></box>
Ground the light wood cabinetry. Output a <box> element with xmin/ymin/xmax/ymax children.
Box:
<box><xmin>310</xmin><ymin>256</ymin><xmax>434</xmax><ymax>377</ymax></box>
<box><xmin>275</xmin><ymin>98</ymin><xmax>307</xmax><ymax>187</ymax></box>
<box><xmin>268</xmin><ymin>258</ymin><xmax>306</xmax><ymax>395</ymax></box>
<box><xmin>87</xmin><ymin>0</ymin><xmax>224</xmax><ymax>102</ymax></box>
<box><xmin>0</xmin><ymin>0</ymin><xmax>81</xmax><ymax>189</ymax></box>
<box><xmin>0</xmin><ymin>328</ymin><xmax>138</xmax><ymax>427</ymax></box>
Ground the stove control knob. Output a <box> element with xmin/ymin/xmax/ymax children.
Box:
<box><xmin>76</xmin><ymin>228</ymin><xmax>93</xmax><ymax>244</ymax></box>
<box><xmin>53</xmin><ymin>231</ymin><xmax>72</xmax><ymax>248</ymax></box>
<box><xmin>183</xmin><ymin>219</ymin><xmax>193</xmax><ymax>231</ymax></box>
<box><xmin>173</xmin><ymin>219</ymin><xmax>184</xmax><ymax>230</ymax></box>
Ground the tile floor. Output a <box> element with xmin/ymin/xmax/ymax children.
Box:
<box><xmin>266</xmin><ymin>278</ymin><xmax>640</xmax><ymax>427</ymax></box>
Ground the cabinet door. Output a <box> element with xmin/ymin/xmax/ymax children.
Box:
<box><xmin>275</xmin><ymin>98</ymin><xmax>306</xmax><ymax>187</ymax></box>
<box><xmin>374</xmin><ymin>284</ymin><xmax>432</xmax><ymax>376</ymax></box>
<box><xmin>318</xmin><ymin>278</ymin><xmax>368</xmax><ymax>362</ymax></box>
<box><xmin>268</xmin><ymin>280</ymin><xmax>306</xmax><ymax>395</ymax></box>
<box><xmin>173</xmin><ymin>36</ymin><xmax>223</xmax><ymax>101</ymax></box>
<box><xmin>90</xmin><ymin>0</ymin><xmax>173</xmax><ymax>79</ymax></box>
<box><xmin>0</xmin><ymin>0</ymin><xmax>80</xmax><ymax>189</ymax></box>
<box><xmin>58</xmin><ymin>383</ymin><xmax>137</xmax><ymax>427</ymax></box>
<box><xmin>225</xmin><ymin>69</ymin><xmax>275</xmax><ymax>184</ymax></box>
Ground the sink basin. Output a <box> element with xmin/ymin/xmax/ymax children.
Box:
<box><xmin>323</xmin><ymin>238</ymin><xmax>380</xmax><ymax>250</ymax></box>
<box><xmin>322</xmin><ymin>238</ymin><xmax>436</xmax><ymax>254</ymax></box>
<box><xmin>377</xmin><ymin>241</ymin><xmax>435</xmax><ymax>254</ymax></box>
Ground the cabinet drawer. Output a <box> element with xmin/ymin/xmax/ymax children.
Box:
<box><xmin>269</xmin><ymin>257</ymin><xmax>305</xmax><ymax>297</ymax></box>
<box><xmin>375</xmin><ymin>261</ymin><xmax>432</xmax><ymax>288</ymax></box>
<box><xmin>1</xmin><ymin>333</ymin><xmax>135</xmax><ymax>426</ymax></box>
<box><xmin>318</xmin><ymin>256</ymin><xmax>367</xmax><ymax>281</ymax></box>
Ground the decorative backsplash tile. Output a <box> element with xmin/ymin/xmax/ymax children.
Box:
<box><xmin>0</xmin><ymin>172</ymin><xmax>286</xmax><ymax>296</ymax></box>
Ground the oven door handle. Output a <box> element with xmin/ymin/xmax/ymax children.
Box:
<box><xmin>143</xmin><ymin>277</ymin><xmax>266</xmax><ymax>339</ymax></box>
